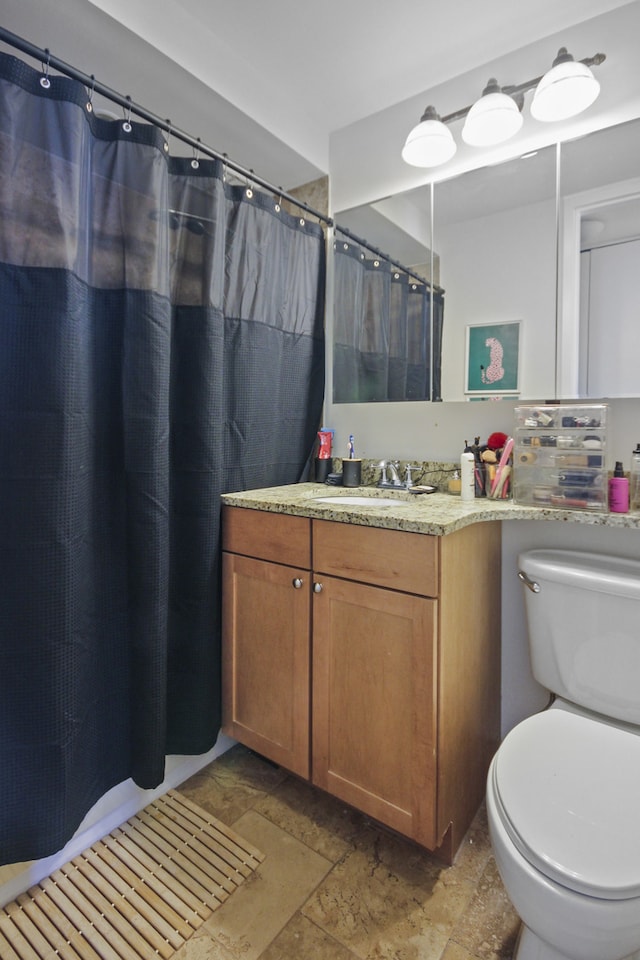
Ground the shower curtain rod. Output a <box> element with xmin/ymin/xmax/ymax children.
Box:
<box><xmin>0</xmin><ymin>25</ymin><xmax>331</xmax><ymax>226</ymax></box>
<box><xmin>0</xmin><ymin>25</ymin><xmax>439</xmax><ymax>288</ymax></box>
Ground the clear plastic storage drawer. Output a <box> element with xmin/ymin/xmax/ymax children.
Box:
<box><xmin>513</xmin><ymin>405</ymin><xmax>607</xmax><ymax>512</ymax></box>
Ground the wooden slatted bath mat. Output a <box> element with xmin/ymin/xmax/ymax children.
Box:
<box><xmin>0</xmin><ymin>789</ymin><xmax>264</xmax><ymax>959</ymax></box>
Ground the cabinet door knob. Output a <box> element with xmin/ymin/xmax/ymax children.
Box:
<box><xmin>292</xmin><ymin>577</ymin><xmax>304</xmax><ymax>589</ymax></box>
<box><xmin>313</xmin><ymin>582</ymin><xmax>323</xmax><ymax>594</ymax></box>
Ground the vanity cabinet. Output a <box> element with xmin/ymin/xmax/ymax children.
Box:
<box><xmin>222</xmin><ymin>505</ymin><xmax>501</xmax><ymax>859</ymax></box>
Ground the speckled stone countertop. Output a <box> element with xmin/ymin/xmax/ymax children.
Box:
<box><xmin>221</xmin><ymin>483</ymin><xmax>640</xmax><ymax>537</ymax></box>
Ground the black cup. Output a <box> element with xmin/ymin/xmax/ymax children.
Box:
<box><xmin>315</xmin><ymin>457</ymin><xmax>333</xmax><ymax>482</ymax></box>
<box><xmin>342</xmin><ymin>459</ymin><xmax>362</xmax><ymax>487</ymax></box>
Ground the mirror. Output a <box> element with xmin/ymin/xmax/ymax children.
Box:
<box><xmin>433</xmin><ymin>145</ymin><xmax>557</xmax><ymax>401</ymax></box>
<box><xmin>557</xmin><ymin>117</ymin><xmax>640</xmax><ymax>399</ymax></box>
<box><xmin>334</xmin><ymin>145</ymin><xmax>558</xmax><ymax>402</ymax></box>
<box><xmin>334</xmin><ymin>115</ymin><xmax>640</xmax><ymax>402</ymax></box>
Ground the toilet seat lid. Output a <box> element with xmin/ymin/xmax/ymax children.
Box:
<box><xmin>494</xmin><ymin>709</ymin><xmax>640</xmax><ymax>899</ymax></box>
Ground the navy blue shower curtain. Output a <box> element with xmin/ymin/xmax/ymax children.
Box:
<box><xmin>0</xmin><ymin>51</ymin><xmax>325</xmax><ymax>865</ymax></box>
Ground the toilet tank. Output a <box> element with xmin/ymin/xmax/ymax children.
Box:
<box><xmin>518</xmin><ymin>549</ymin><xmax>640</xmax><ymax>725</ymax></box>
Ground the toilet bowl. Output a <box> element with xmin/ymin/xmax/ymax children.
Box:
<box><xmin>487</xmin><ymin>705</ymin><xmax>640</xmax><ymax>960</ymax></box>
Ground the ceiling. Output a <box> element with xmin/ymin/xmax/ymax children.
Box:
<box><xmin>0</xmin><ymin>0</ymin><xmax>634</xmax><ymax>190</ymax></box>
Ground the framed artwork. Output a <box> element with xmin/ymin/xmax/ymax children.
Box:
<box><xmin>465</xmin><ymin>321</ymin><xmax>521</xmax><ymax>395</ymax></box>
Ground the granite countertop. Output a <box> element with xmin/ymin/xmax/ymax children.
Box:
<box><xmin>221</xmin><ymin>483</ymin><xmax>640</xmax><ymax>537</ymax></box>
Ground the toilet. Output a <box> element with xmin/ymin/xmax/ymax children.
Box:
<box><xmin>486</xmin><ymin>549</ymin><xmax>640</xmax><ymax>960</ymax></box>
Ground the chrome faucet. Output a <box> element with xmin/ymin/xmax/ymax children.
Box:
<box><xmin>377</xmin><ymin>460</ymin><xmax>404</xmax><ymax>488</ymax></box>
<box><xmin>377</xmin><ymin>460</ymin><xmax>421</xmax><ymax>490</ymax></box>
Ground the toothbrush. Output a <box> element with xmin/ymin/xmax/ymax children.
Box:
<box><xmin>490</xmin><ymin>437</ymin><xmax>514</xmax><ymax>497</ymax></box>
<box><xmin>348</xmin><ymin>434</ymin><xmax>355</xmax><ymax>459</ymax></box>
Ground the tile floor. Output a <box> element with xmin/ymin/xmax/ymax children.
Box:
<box><xmin>174</xmin><ymin>744</ymin><xmax>521</xmax><ymax>960</ymax></box>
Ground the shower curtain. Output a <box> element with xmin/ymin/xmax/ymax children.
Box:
<box><xmin>333</xmin><ymin>238</ymin><xmax>443</xmax><ymax>402</ymax></box>
<box><xmin>0</xmin><ymin>51</ymin><xmax>325</xmax><ymax>865</ymax></box>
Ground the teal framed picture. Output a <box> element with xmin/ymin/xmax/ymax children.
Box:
<box><xmin>465</xmin><ymin>321</ymin><xmax>521</xmax><ymax>395</ymax></box>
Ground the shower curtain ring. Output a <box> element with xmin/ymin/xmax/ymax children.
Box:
<box><xmin>122</xmin><ymin>96</ymin><xmax>133</xmax><ymax>133</ymax></box>
<box><xmin>163</xmin><ymin>119</ymin><xmax>172</xmax><ymax>154</ymax></box>
<box><xmin>86</xmin><ymin>74</ymin><xmax>96</xmax><ymax>112</ymax></box>
<box><xmin>191</xmin><ymin>138</ymin><xmax>201</xmax><ymax>169</ymax></box>
<box><xmin>40</xmin><ymin>49</ymin><xmax>51</xmax><ymax>89</ymax></box>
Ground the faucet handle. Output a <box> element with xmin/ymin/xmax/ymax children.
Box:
<box><xmin>376</xmin><ymin>459</ymin><xmax>388</xmax><ymax>484</ymax></box>
<box><xmin>405</xmin><ymin>464</ymin><xmax>420</xmax><ymax>487</ymax></box>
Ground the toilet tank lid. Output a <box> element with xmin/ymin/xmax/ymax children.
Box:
<box><xmin>494</xmin><ymin>709</ymin><xmax>640</xmax><ymax>899</ymax></box>
<box><xmin>519</xmin><ymin>549</ymin><xmax>640</xmax><ymax>600</ymax></box>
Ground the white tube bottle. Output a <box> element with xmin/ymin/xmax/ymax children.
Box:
<box><xmin>460</xmin><ymin>451</ymin><xmax>475</xmax><ymax>501</ymax></box>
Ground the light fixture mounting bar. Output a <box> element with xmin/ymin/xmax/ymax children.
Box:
<box><xmin>439</xmin><ymin>52</ymin><xmax>606</xmax><ymax>126</ymax></box>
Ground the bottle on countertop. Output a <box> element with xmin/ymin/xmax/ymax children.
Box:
<box><xmin>630</xmin><ymin>444</ymin><xmax>640</xmax><ymax>511</ymax></box>
<box><xmin>609</xmin><ymin>460</ymin><xmax>629</xmax><ymax>513</ymax></box>
<box><xmin>448</xmin><ymin>470</ymin><xmax>461</xmax><ymax>495</ymax></box>
<box><xmin>460</xmin><ymin>451</ymin><xmax>475</xmax><ymax>501</ymax></box>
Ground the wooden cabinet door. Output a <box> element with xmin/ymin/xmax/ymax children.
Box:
<box><xmin>311</xmin><ymin>575</ymin><xmax>438</xmax><ymax>847</ymax></box>
<box><xmin>222</xmin><ymin>552</ymin><xmax>311</xmax><ymax>778</ymax></box>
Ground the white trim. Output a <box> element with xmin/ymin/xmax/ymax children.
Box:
<box><xmin>0</xmin><ymin>733</ymin><xmax>236</xmax><ymax>909</ymax></box>
<box><xmin>557</xmin><ymin>176</ymin><xmax>640</xmax><ymax>397</ymax></box>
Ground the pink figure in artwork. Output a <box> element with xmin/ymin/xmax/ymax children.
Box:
<box><xmin>481</xmin><ymin>337</ymin><xmax>505</xmax><ymax>384</ymax></box>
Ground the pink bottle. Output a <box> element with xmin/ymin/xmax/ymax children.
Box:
<box><xmin>609</xmin><ymin>461</ymin><xmax>629</xmax><ymax>513</ymax></box>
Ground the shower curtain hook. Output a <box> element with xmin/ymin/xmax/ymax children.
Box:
<box><xmin>274</xmin><ymin>187</ymin><xmax>283</xmax><ymax>213</ymax></box>
<box><xmin>245</xmin><ymin>169</ymin><xmax>255</xmax><ymax>199</ymax></box>
<box><xmin>85</xmin><ymin>74</ymin><xmax>96</xmax><ymax>112</ymax></box>
<box><xmin>40</xmin><ymin>49</ymin><xmax>51</xmax><ymax>89</ymax></box>
<box><xmin>122</xmin><ymin>96</ymin><xmax>133</xmax><ymax>133</ymax></box>
<box><xmin>191</xmin><ymin>138</ymin><xmax>201</xmax><ymax>169</ymax></box>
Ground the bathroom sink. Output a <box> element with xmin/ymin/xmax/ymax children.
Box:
<box><xmin>312</xmin><ymin>496</ymin><xmax>408</xmax><ymax>506</ymax></box>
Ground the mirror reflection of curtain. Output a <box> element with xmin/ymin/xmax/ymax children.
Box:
<box><xmin>333</xmin><ymin>241</ymin><xmax>363</xmax><ymax>402</ymax></box>
<box><xmin>0</xmin><ymin>51</ymin><xmax>325</xmax><ymax>865</ymax></box>
<box><xmin>333</xmin><ymin>239</ymin><xmax>443</xmax><ymax>402</ymax></box>
<box><xmin>360</xmin><ymin>258</ymin><xmax>390</xmax><ymax>401</ymax></box>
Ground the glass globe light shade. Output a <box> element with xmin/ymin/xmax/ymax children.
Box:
<box><xmin>531</xmin><ymin>48</ymin><xmax>600</xmax><ymax>122</ymax></box>
<box><xmin>401</xmin><ymin>106</ymin><xmax>457</xmax><ymax>167</ymax></box>
<box><xmin>462</xmin><ymin>79</ymin><xmax>523</xmax><ymax>147</ymax></box>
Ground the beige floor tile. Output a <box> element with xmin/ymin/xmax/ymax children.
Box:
<box><xmin>179</xmin><ymin>745</ymin><xmax>287</xmax><ymax>825</ymax></box>
<box><xmin>449</xmin><ymin>857</ymin><xmax>520</xmax><ymax>960</ymax></box>
<box><xmin>260</xmin><ymin>913</ymin><xmax>360</xmax><ymax>960</ymax></box>
<box><xmin>199</xmin><ymin>809</ymin><xmax>333</xmax><ymax>960</ymax></box>
<box><xmin>302</xmin><ymin>824</ymin><xmax>476</xmax><ymax>960</ymax></box>
<box><xmin>439</xmin><ymin>942</ymin><xmax>478</xmax><ymax>960</ymax></box>
<box><xmin>448</xmin><ymin>803</ymin><xmax>494</xmax><ymax>886</ymax></box>
<box><xmin>174</xmin><ymin>932</ymin><xmax>237</xmax><ymax>959</ymax></box>
<box><xmin>254</xmin><ymin>774</ymin><xmax>366</xmax><ymax>862</ymax></box>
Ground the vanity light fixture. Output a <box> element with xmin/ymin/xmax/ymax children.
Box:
<box><xmin>402</xmin><ymin>48</ymin><xmax>605</xmax><ymax>168</ymax></box>
<box><xmin>530</xmin><ymin>47</ymin><xmax>601</xmax><ymax>121</ymax></box>
<box><xmin>461</xmin><ymin>78</ymin><xmax>523</xmax><ymax>147</ymax></box>
<box><xmin>401</xmin><ymin>105</ymin><xmax>457</xmax><ymax>167</ymax></box>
